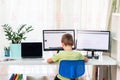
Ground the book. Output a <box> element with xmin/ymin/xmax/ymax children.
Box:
<box><xmin>9</xmin><ymin>73</ymin><xmax>26</xmax><ymax>80</ymax></box>
<box><xmin>15</xmin><ymin>74</ymin><xmax>20</xmax><ymax>80</ymax></box>
<box><xmin>18</xmin><ymin>74</ymin><xmax>23</xmax><ymax>80</ymax></box>
<box><xmin>9</xmin><ymin>74</ymin><xmax>14</xmax><ymax>80</ymax></box>
<box><xmin>13</xmin><ymin>74</ymin><xmax>17</xmax><ymax>80</ymax></box>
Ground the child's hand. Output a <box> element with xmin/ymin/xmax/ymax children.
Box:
<box><xmin>47</xmin><ymin>58</ymin><xmax>54</xmax><ymax>63</ymax></box>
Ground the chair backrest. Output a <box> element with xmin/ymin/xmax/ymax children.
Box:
<box><xmin>59</xmin><ymin>60</ymin><xmax>85</xmax><ymax>79</ymax></box>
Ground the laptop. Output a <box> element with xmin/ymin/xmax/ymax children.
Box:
<box><xmin>21</xmin><ymin>42</ymin><xmax>43</xmax><ymax>58</ymax></box>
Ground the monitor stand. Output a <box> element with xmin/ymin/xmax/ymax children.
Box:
<box><xmin>92</xmin><ymin>51</ymin><xmax>99</xmax><ymax>59</ymax></box>
<box><xmin>91</xmin><ymin>51</ymin><xmax>95</xmax><ymax>58</ymax></box>
<box><xmin>57</xmin><ymin>50</ymin><xmax>60</xmax><ymax>53</ymax></box>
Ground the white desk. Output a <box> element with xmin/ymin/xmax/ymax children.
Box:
<box><xmin>86</xmin><ymin>56</ymin><xmax>117</xmax><ymax>65</ymax></box>
<box><xmin>0</xmin><ymin>55</ymin><xmax>117</xmax><ymax>80</ymax></box>
<box><xmin>0</xmin><ymin>56</ymin><xmax>117</xmax><ymax>65</ymax></box>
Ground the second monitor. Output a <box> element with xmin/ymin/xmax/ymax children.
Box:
<box><xmin>76</xmin><ymin>30</ymin><xmax>110</xmax><ymax>58</ymax></box>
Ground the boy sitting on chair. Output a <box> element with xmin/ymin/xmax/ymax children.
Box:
<box><xmin>47</xmin><ymin>33</ymin><xmax>88</xmax><ymax>80</ymax></box>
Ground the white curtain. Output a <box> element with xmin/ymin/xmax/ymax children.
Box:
<box><xmin>0</xmin><ymin>0</ymin><xmax>111</xmax><ymax>51</ymax></box>
<box><xmin>60</xmin><ymin>0</ymin><xmax>111</xmax><ymax>30</ymax></box>
<box><xmin>0</xmin><ymin>0</ymin><xmax>112</xmax><ymax>79</ymax></box>
<box><xmin>0</xmin><ymin>0</ymin><xmax>56</xmax><ymax>53</ymax></box>
<box><xmin>1</xmin><ymin>0</ymin><xmax>56</xmax><ymax>26</ymax></box>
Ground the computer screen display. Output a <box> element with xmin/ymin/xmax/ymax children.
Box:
<box><xmin>43</xmin><ymin>30</ymin><xmax>75</xmax><ymax>51</ymax></box>
<box><xmin>21</xmin><ymin>42</ymin><xmax>42</xmax><ymax>58</ymax></box>
<box><xmin>76</xmin><ymin>30</ymin><xmax>110</xmax><ymax>52</ymax></box>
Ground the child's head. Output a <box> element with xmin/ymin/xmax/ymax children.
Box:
<box><xmin>61</xmin><ymin>33</ymin><xmax>74</xmax><ymax>47</ymax></box>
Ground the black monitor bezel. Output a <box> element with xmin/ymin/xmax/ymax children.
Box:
<box><xmin>76</xmin><ymin>30</ymin><xmax>111</xmax><ymax>52</ymax></box>
<box><xmin>43</xmin><ymin>29</ymin><xmax>76</xmax><ymax>51</ymax></box>
<box><xmin>21</xmin><ymin>42</ymin><xmax>43</xmax><ymax>58</ymax></box>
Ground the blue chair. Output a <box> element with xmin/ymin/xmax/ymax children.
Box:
<box><xmin>59</xmin><ymin>60</ymin><xmax>85</xmax><ymax>80</ymax></box>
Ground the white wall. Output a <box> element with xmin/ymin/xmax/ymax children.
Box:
<box><xmin>0</xmin><ymin>0</ymin><xmax>111</xmax><ymax>54</ymax></box>
<box><xmin>0</xmin><ymin>0</ymin><xmax>56</xmax><ymax>54</ymax></box>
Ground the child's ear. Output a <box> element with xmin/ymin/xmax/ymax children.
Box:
<box><xmin>61</xmin><ymin>43</ymin><xmax>65</xmax><ymax>47</ymax></box>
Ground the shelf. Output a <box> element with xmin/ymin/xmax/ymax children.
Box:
<box><xmin>112</xmin><ymin>37</ymin><xmax>120</xmax><ymax>41</ymax></box>
<box><xmin>111</xmin><ymin>13</ymin><xmax>120</xmax><ymax>39</ymax></box>
<box><xmin>117</xmin><ymin>62</ymin><xmax>120</xmax><ymax>67</ymax></box>
<box><xmin>111</xmin><ymin>13</ymin><xmax>120</xmax><ymax>62</ymax></box>
<box><xmin>113</xmin><ymin>37</ymin><xmax>118</xmax><ymax>40</ymax></box>
<box><xmin>112</xmin><ymin>13</ymin><xmax>120</xmax><ymax>16</ymax></box>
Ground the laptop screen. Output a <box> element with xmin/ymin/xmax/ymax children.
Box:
<box><xmin>21</xmin><ymin>42</ymin><xmax>42</xmax><ymax>58</ymax></box>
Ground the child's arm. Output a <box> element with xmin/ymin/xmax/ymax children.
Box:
<box><xmin>84</xmin><ymin>57</ymin><xmax>89</xmax><ymax>62</ymax></box>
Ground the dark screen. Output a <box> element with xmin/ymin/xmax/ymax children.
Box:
<box><xmin>21</xmin><ymin>42</ymin><xmax>42</xmax><ymax>58</ymax></box>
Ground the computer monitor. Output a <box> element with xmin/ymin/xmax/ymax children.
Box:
<box><xmin>21</xmin><ymin>42</ymin><xmax>42</xmax><ymax>58</ymax></box>
<box><xmin>76</xmin><ymin>30</ymin><xmax>110</xmax><ymax>57</ymax></box>
<box><xmin>43</xmin><ymin>30</ymin><xmax>75</xmax><ymax>52</ymax></box>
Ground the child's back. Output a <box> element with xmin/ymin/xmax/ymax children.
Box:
<box><xmin>47</xmin><ymin>33</ymin><xmax>88</xmax><ymax>80</ymax></box>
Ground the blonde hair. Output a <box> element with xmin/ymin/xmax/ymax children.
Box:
<box><xmin>61</xmin><ymin>33</ymin><xmax>74</xmax><ymax>46</ymax></box>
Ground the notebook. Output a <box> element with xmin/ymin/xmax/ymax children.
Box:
<box><xmin>21</xmin><ymin>42</ymin><xmax>43</xmax><ymax>58</ymax></box>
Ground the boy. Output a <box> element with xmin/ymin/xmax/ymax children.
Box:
<box><xmin>47</xmin><ymin>33</ymin><xmax>88</xmax><ymax>80</ymax></box>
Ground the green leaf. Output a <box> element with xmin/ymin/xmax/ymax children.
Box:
<box><xmin>18</xmin><ymin>24</ymin><xmax>26</xmax><ymax>33</ymax></box>
<box><xmin>2</xmin><ymin>24</ymin><xmax>33</xmax><ymax>43</ymax></box>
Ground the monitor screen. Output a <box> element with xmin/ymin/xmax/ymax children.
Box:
<box><xmin>21</xmin><ymin>42</ymin><xmax>42</xmax><ymax>58</ymax></box>
<box><xmin>76</xmin><ymin>30</ymin><xmax>110</xmax><ymax>52</ymax></box>
<box><xmin>43</xmin><ymin>30</ymin><xmax>75</xmax><ymax>51</ymax></box>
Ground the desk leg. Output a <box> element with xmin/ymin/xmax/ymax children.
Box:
<box><xmin>96</xmin><ymin>65</ymin><xmax>111</xmax><ymax>80</ymax></box>
<box><xmin>91</xmin><ymin>65</ymin><xmax>98</xmax><ymax>80</ymax></box>
<box><xmin>96</xmin><ymin>65</ymin><xmax>106</xmax><ymax>80</ymax></box>
<box><xmin>92</xmin><ymin>66</ymin><xmax>97</xmax><ymax>80</ymax></box>
<box><xmin>96</xmin><ymin>65</ymin><xmax>99</xmax><ymax>80</ymax></box>
<box><xmin>108</xmin><ymin>66</ymin><xmax>111</xmax><ymax>80</ymax></box>
<box><xmin>87</xmin><ymin>65</ymin><xmax>111</xmax><ymax>80</ymax></box>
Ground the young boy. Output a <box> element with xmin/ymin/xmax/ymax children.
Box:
<box><xmin>47</xmin><ymin>33</ymin><xmax>88</xmax><ymax>80</ymax></box>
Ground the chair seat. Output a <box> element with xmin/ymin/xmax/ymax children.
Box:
<box><xmin>59</xmin><ymin>60</ymin><xmax>85</xmax><ymax>79</ymax></box>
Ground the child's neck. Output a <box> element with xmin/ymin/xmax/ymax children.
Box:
<box><xmin>64</xmin><ymin>46</ymin><xmax>72</xmax><ymax>51</ymax></box>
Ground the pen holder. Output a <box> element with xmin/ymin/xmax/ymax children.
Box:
<box><xmin>5</xmin><ymin>49</ymin><xmax>10</xmax><ymax>57</ymax></box>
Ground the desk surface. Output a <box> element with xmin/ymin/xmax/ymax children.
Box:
<box><xmin>0</xmin><ymin>56</ymin><xmax>117</xmax><ymax>65</ymax></box>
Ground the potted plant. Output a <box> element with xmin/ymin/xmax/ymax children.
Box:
<box><xmin>2</xmin><ymin>24</ymin><xmax>34</xmax><ymax>58</ymax></box>
<box><xmin>2</xmin><ymin>24</ymin><xmax>34</xmax><ymax>43</ymax></box>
